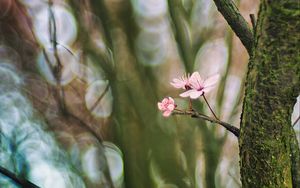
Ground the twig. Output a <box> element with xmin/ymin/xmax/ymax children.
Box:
<box><xmin>250</xmin><ymin>14</ymin><xmax>256</xmax><ymax>29</ymax></box>
<box><xmin>0</xmin><ymin>166</ymin><xmax>40</xmax><ymax>188</ymax></box>
<box><xmin>66</xmin><ymin>112</ymin><xmax>104</xmax><ymax>142</ymax></box>
<box><xmin>48</xmin><ymin>2</ymin><xmax>67</xmax><ymax>115</ymax></box>
<box><xmin>293</xmin><ymin>115</ymin><xmax>300</xmax><ymax>127</ymax></box>
<box><xmin>173</xmin><ymin>110</ymin><xmax>240</xmax><ymax>138</ymax></box>
<box><xmin>212</xmin><ymin>0</ymin><xmax>254</xmax><ymax>55</ymax></box>
<box><xmin>188</xmin><ymin>98</ymin><xmax>193</xmax><ymax>110</ymax></box>
<box><xmin>90</xmin><ymin>83</ymin><xmax>110</xmax><ymax>112</ymax></box>
<box><xmin>203</xmin><ymin>94</ymin><xmax>219</xmax><ymax>120</ymax></box>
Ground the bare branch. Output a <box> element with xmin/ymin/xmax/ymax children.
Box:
<box><xmin>212</xmin><ymin>0</ymin><xmax>254</xmax><ymax>55</ymax></box>
<box><xmin>250</xmin><ymin>14</ymin><xmax>256</xmax><ymax>29</ymax></box>
<box><xmin>173</xmin><ymin>110</ymin><xmax>240</xmax><ymax>138</ymax></box>
<box><xmin>0</xmin><ymin>166</ymin><xmax>39</xmax><ymax>188</ymax></box>
<box><xmin>90</xmin><ymin>83</ymin><xmax>110</xmax><ymax>113</ymax></box>
<box><xmin>293</xmin><ymin>115</ymin><xmax>300</xmax><ymax>127</ymax></box>
<box><xmin>47</xmin><ymin>2</ymin><xmax>67</xmax><ymax>115</ymax></box>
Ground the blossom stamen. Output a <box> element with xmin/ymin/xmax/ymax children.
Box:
<box><xmin>179</xmin><ymin>72</ymin><xmax>220</xmax><ymax>99</ymax></box>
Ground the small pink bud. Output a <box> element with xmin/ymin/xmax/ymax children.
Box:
<box><xmin>157</xmin><ymin>97</ymin><xmax>176</xmax><ymax>117</ymax></box>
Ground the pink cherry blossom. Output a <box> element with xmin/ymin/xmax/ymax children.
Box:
<box><xmin>157</xmin><ymin>97</ymin><xmax>176</xmax><ymax>117</ymax></box>
<box><xmin>170</xmin><ymin>74</ymin><xmax>192</xmax><ymax>90</ymax></box>
<box><xmin>180</xmin><ymin>72</ymin><xmax>220</xmax><ymax>99</ymax></box>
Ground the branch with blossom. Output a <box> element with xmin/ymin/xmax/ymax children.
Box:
<box><xmin>158</xmin><ymin>72</ymin><xmax>240</xmax><ymax>138</ymax></box>
<box><xmin>172</xmin><ymin>110</ymin><xmax>240</xmax><ymax>137</ymax></box>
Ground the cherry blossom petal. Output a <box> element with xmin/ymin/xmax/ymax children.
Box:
<box><xmin>167</xmin><ymin>104</ymin><xmax>175</xmax><ymax>111</ymax></box>
<box><xmin>180</xmin><ymin>89</ymin><xmax>203</xmax><ymax>99</ymax></box>
<box><xmin>203</xmin><ymin>74</ymin><xmax>220</xmax><ymax>88</ymax></box>
<box><xmin>170</xmin><ymin>79</ymin><xmax>186</xmax><ymax>89</ymax></box>
<box><xmin>202</xmin><ymin>86</ymin><xmax>214</xmax><ymax>94</ymax></box>
<box><xmin>190</xmin><ymin>72</ymin><xmax>203</xmax><ymax>83</ymax></box>
<box><xmin>162</xmin><ymin>98</ymin><xmax>168</xmax><ymax>104</ymax></box>
<box><xmin>158</xmin><ymin>97</ymin><xmax>176</xmax><ymax>117</ymax></box>
<box><xmin>189</xmin><ymin>90</ymin><xmax>203</xmax><ymax>99</ymax></box>
<box><xmin>179</xmin><ymin>90</ymin><xmax>196</xmax><ymax>98</ymax></box>
<box><xmin>157</xmin><ymin>102</ymin><xmax>164</xmax><ymax>110</ymax></box>
<box><xmin>168</xmin><ymin>97</ymin><xmax>174</xmax><ymax>104</ymax></box>
<box><xmin>189</xmin><ymin>72</ymin><xmax>204</xmax><ymax>89</ymax></box>
<box><xmin>163</xmin><ymin>110</ymin><xmax>172</xmax><ymax>117</ymax></box>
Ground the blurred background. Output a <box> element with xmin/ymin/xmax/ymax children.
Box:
<box><xmin>0</xmin><ymin>0</ymin><xmax>298</xmax><ymax>188</ymax></box>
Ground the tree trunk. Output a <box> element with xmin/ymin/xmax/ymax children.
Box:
<box><xmin>240</xmin><ymin>1</ymin><xmax>300</xmax><ymax>187</ymax></box>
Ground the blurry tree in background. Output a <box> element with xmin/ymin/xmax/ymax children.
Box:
<box><xmin>0</xmin><ymin>0</ymin><xmax>299</xmax><ymax>188</ymax></box>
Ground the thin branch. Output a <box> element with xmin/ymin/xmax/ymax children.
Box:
<box><xmin>90</xmin><ymin>83</ymin><xmax>110</xmax><ymax>112</ymax></box>
<box><xmin>212</xmin><ymin>0</ymin><xmax>254</xmax><ymax>55</ymax></box>
<box><xmin>188</xmin><ymin>98</ymin><xmax>192</xmax><ymax>110</ymax></box>
<box><xmin>0</xmin><ymin>166</ymin><xmax>40</xmax><ymax>188</ymax></box>
<box><xmin>293</xmin><ymin>115</ymin><xmax>300</xmax><ymax>127</ymax></box>
<box><xmin>48</xmin><ymin>2</ymin><xmax>67</xmax><ymax>115</ymax></box>
<box><xmin>250</xmin><ymin>14</ymin><xmax>256</xmax><ymax>29</ymax></box>
<box><xmin>173</xmin><ymin>110</ymin><xmax>240</xmax><ymax>138</ymax></box>
<box><xmin>66</xmin><ymin>112</ymin><xmax>104</xmax><ymax>143</ymax></box>
<box><xmin>55</xmin><ymin>42</ymin><xmax>75</xmax><ymax>56</ymax></box>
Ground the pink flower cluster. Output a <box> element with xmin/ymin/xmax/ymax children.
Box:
<box><xmin>157</xmin><ymin>97</ymin><xmax>176</xmax><ymax>117</ymax></box>
<box><xmin>158</xmin><ymin>72</ymin><xmax>219</xmax><ymax>117</ymax></box>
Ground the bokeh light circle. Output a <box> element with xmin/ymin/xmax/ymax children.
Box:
<box><xmin>103</xmin><ymin>142</ymin><xmax>124</xmax><ymax>188</ymax></box>
<box><xmin>33</xmin><ymin>4</ymin><xmax>77</xmax><ymax>47</ymax></box>
<box><xmin>37</xmin><ymin>47</ymin><xmax>79</xmax><ymax>86</ymax></box>
<box><xmin>132</xmin><ymin>0</ymin><xmax>167</xmax><ymax>18</ymax></box>
<box><xmin>85</xmin><ymin>80</ymin><xmax>113</xmax><ymax>118</ymax></box>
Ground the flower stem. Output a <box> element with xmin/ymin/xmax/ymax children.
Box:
<box><xmin>189</xmin><ymin>98</ymin><xmax>193</xmax><ymax>110</ymax></box>
<box><xmin>203</xmin><ymin>94</ymin><xmax>219</xmax><ymax>120</ymax></box>
<box><xmin>174</xmin><ymin>108</ymin><xmax>184</xmax><ymax>112</ymax></box>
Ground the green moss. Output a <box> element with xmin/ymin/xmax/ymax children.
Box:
<box><xmin>239</xmin><ymin>0</ymin><xmax>300</xmax><ymax>187</ymax></box>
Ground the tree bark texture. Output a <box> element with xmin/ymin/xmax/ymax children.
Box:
<box><xmin>240</xmin><ymin>1</ymin><xmax>300</xmax><ymax>187</ymax></box>
<box><xmin>212</xmin><ymin>0</ymin><xmax>254</xmax><ymax>55</ymax></box>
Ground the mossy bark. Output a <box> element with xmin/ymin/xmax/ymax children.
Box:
<box><xmin>212</xmin><ymin>0</ymin><xmax>253</xmax><ymax>55</ymax></box>
<box><xmin>239</xmin><ymin>1</ymin><xmax>300</xmax><ymax>187</ymax></box>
